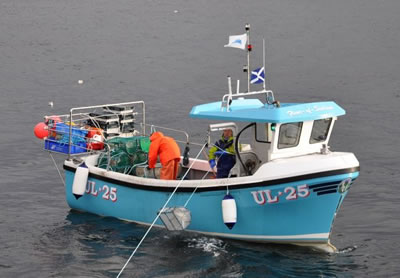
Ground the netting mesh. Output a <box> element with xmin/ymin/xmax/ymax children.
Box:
<box><xmin>98</xmin><ymin>136</ymin><xmax>150</xmax><ymax>175</ymax></box>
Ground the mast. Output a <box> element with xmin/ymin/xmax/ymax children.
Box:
<box><xmin>245</xmin><ymin>23</ymin><xmax>251</xmax><ymax>92</ymax></box>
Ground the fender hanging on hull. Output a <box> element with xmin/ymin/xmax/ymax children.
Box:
<box><xmin>72</xmin><ymin>163</ymin><xmax>88</xmax><ymax>200</ymax></box>
<box><xmin>222</xmin><ymin>194</ymin><xmax>237</xmax><ymax>229</ymax></box>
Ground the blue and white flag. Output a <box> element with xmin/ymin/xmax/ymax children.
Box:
<box><xmin>250</xmin><ymin>67</ymin><xmax>265</xmax><ymax>84</ymax></box>
<box><xmin>224</xmin><ymin>34</ymin><xmax>247</xmax><ymax>50</ymax></box>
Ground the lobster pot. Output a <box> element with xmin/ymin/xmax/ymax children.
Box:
<box><xmin>159</xmin><ymin>207</ymin><xmax>191</xmax><ymax>231</ymax></box>
<box><xmin>222</xmin><ymin>194</ymin><xmax>237</xmax><ymax>229</ymax></box>
<box><xmin>72</xmin><ymin>163</ymin><xmax>89</xmax><ymax>200</ymax></box>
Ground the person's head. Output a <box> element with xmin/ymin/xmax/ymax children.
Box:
<box><xmin>222</xmin><ymin>129</ymin><xmax>233</xmax><ymax>139</ymax></box>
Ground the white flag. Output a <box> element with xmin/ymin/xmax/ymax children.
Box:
<box><xmin>224</xmin><ymin>34</ymin><xmax>247</xmax><ymax>50</ymax></box>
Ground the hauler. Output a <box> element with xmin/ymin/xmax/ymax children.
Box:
<box><xmin>148</xmin><ymin>131</ymin><xmax>181</xmax><ymax>180</ymax></box>
<box><xmin>209</xmin><ymin>129</ymin><xmax>236</xmax><ymax>178</ymax></box>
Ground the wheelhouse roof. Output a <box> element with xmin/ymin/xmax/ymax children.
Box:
<box><xmin>189</xmin><ymin>99</ymin><xmax>345</xmax><ymax>123</ymax></box>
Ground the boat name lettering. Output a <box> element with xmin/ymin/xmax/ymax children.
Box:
<box><xmin>313</xmin><ymin>105</ymin><xmax>333</xmax><ymax>112</ymax></box>
<box><xmin>251</xmin><ymin>184</ymin><xmax>310</xmax><ymax>205</ymax></box>
<box><xmin>287</xmin><ymin>106</ymin><xmax>333</xmax><ymax>117</ymax></box>
<box><xmin>86</xmin><ymin>181</ymin><xmax>117</xmax><ymax>202</ymax></box>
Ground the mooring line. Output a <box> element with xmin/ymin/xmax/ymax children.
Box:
<box><xmin>183</xmin><ymin>170</ymin><xmax>210</xmax><ymax>208</ymax></box>
<box><xmin>116</xmin><ymin>142</ymin><xmax>207</xmax><ymax>278</ymax></box>
<box><xmin>49</xmin><ymin>153</ymin><xmax>65</xmax><ymax>186</ymax></box>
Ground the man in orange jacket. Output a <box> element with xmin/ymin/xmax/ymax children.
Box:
<box><xmin>148</xmin><ymin>131</ymin><xmax>181</xmax><ymax>180</ymax></box>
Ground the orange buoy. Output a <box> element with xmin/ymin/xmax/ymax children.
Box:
<box><xmin>87</xmin><ymin>130</ymin><xmax>104</xmax><ymax>150</ymax></box>
<box><xmin>34</xmin><ymin>122</ymin><xmax>48</xmax><ymax>139</ymax></box>
<box><xmin>87</xmin><ymin>127</ymin><xmax>103</xmax><ymax>138</ymax></box>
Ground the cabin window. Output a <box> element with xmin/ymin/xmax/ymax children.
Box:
<box><xmin>310</xmin><ymin>118</ymin><xmax>332</xmax><ymax>144</ymax></box>
<box><xmin>278</xmin><ymin>122</ymin><xmax>302</xmax><ymax>149</ymax></box>
<box><xmin>255</xmin><ymin>123</ymin><xmax>271</xmax><ymax>143</ymax></box>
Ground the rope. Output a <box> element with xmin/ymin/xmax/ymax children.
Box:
<box><xmin>183</xmin><ymin>170</ymin><xmax>210</xmax><ymax>208</ymax></box>
<box><xmin>49</xmin><ymin>153</ymin><xmax>65</xmax><ymax>186</ymax></box>
<box><xmin>116</xmin><ymin>142</ymin><xmax>207</xmax><ymax>278</ymax></box>
<box><xmin>210</xmin><ymin>143</ymin><xmax>234</xmax><ymax>155</ymax></box>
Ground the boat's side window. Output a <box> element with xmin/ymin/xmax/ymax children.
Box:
<box><xmin>310</xmin><ymin>118</ymin><xmax>332</xmax><ymax>144</ymax></box>
<box><xmin>255</xmin><ymin>123</ymin><xmax>270</xmax><ymax>143</ymax></box>
<box><xmin>278</xmin><ymin>122</ymin><xmax>302</xmax><ymax>149</ymax></box>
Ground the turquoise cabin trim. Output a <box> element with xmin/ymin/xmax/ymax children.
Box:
<box><xmin>190</xmin><ymin>100</ymin><xmax>345</xmax><ymax>123</ymax></box>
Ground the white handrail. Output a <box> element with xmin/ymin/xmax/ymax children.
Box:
<box><xmin>221</xmin><ymin>89</ymin><xmax>275</xmax><ymax>111</ymax></box>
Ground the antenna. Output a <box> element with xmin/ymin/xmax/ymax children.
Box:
<box><xmin>263</xmin><ymin>38</ymin><xmax>266</xmax><ymax>90</ymax></box>
<box><xmin>228</xmin><ymin>76</ymin><xmax>233</xmax><ymax>110</ymax></box>
<box><xmin>222</xmin><ymin>76</ymin><xmax>234</xmax><ymax>111</ymax></box>
<box><xmin>228</xmin><ymin>76</ymin><xmax>233</xmax><ymax>96</ymax></box>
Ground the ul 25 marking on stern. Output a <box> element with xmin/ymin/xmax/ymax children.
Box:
<box><xmin>86</xmin><ymin>181</ymin><xmax>117</xmax><ymax>202</ymax></box>
<box><xmin>251</xmin><ymin>185</ymin><xmax>310</xmax><ymax>205</ymax></box>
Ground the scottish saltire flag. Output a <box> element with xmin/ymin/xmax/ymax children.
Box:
<box><xmin>224</xmin><ymin>34</ymin><xmax>247</xmax><ymax>50</ymax></box>
<box><xmin>250</xmin><ymin>67</ymin><xmax>265</xmax><ymax>84</ymax></box>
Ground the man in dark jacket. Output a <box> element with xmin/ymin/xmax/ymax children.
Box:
<box><xmin>208</xmin><ymin>129</ymin><xmax>236</xmax><ymax>178</ymax></box>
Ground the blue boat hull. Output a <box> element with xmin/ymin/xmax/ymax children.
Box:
<box><xmin>64</xmin><ymin>165</ymin><xmax>359</xmax><ymax>244</ymax></box>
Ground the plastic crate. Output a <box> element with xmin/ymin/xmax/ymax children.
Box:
<box><xmin>45</xmin><ymin>139</ymin><xmax>87</xmax><ymax>154</ymax></box>
<box><xmin>53</xmin><ymin>123</ymin><xmax>88</xmax><ymax>139</ymax></box>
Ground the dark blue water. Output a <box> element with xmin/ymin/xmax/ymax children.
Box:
<box><xmin>1</xmin><ymin>0</ymin><xmax>399</xmax><ymax>277</ymax></box>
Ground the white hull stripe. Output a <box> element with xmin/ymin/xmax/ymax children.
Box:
<box><xmin>65</xmin><ymin>164</ymin><xmax>359</xmax><ymax>193</ymax></box>
<box><xmin>188</xmin><ymin>230</ymin><xmax>330</xmax><ymax>241</ymax></box>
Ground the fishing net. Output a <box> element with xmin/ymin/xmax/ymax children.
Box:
<box><xmin>98</xmin><ymin>136</ymin><xmax>150</xmax><ymax>175</ymax></box>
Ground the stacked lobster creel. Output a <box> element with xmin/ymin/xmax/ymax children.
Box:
<box><xmin>97</xmin><ymin>136</ymin><xmax>151</xmax><ymax>176</ymax></box>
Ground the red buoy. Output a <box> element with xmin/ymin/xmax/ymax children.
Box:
<box><xmin>34</xmin><ymin>122</ymin><xmax>48</xmax><ymax>139</ymax></box>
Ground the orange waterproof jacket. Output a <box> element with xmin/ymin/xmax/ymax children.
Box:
<box><xmin>148</xmin><ymin>132</ymin><xmax>181</xmax><ymax>168</ymax></box>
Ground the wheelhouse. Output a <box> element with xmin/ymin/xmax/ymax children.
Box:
<box><xmin>190</xmin><ymin>90</ymin><xmax>345</xmax><ymax>177</ymax></box>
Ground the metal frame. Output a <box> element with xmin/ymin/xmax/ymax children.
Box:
<box><xmin>221</xmin><ymin>89</ymin><xmax>275</xmax><ymax>112</ymax></box>
<box><xmin>67</xmin><ymin>101</ymin><xmax>145</xmax><ymax>159</ymax></box>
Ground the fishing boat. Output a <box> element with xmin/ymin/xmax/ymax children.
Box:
<box><xmin>36</xmin><ymin>25</ymin><xmax>359</xmax><ymax>253</ymax></box>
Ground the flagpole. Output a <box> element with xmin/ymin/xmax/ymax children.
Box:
<box><xmin>245</xmin><ymin>24</ymin><xmax>250</xmax><ymax>93</ymax></box>
<box><xmin>263</xmin><ymin>38</ymin><xmax>266</xmax><ymax>90</ymax></box>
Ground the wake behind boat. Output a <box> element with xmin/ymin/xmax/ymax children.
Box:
<box><xmin>35</xmin><ymin>25</ymin><xmax>359</xmax><ymax>253</ymax></box>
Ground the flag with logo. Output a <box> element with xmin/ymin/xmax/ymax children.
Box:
<box><xmin>224</xmin><ymin>34</ymin><xmax>247</xmax><ymax>50</ymax></box>
<box><xmin>250</xmin><ymin>67</ymin><xmax>265</xmax><ymax>84</ymax></box>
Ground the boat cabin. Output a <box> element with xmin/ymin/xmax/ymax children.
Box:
<box><xmin>189</xmin><ymin>90</ymin><xmax>345</xmax><ymax>178</ymax></box>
